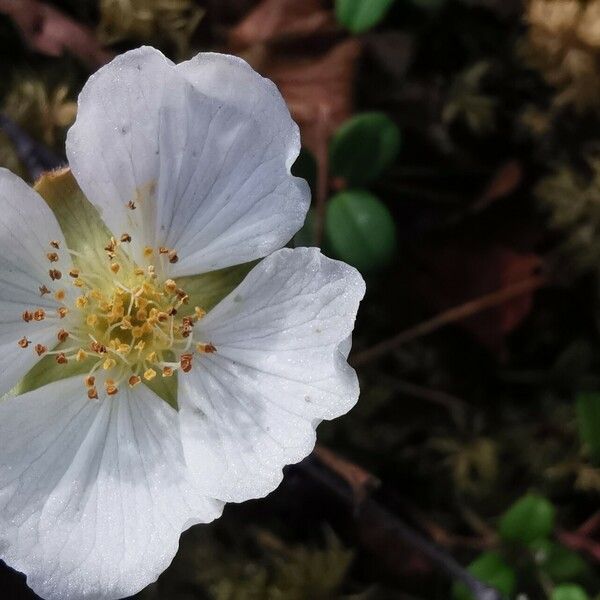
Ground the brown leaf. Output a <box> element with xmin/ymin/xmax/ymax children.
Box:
<box><xmin>228</xmin><ymin>0</ymin><xmax>361</xmax><ymax>155</ymax></box>
<box><xmin>416</xmin><ymin>242</ymin><xmax>542</xmax><ymax>354</ymax></box>
<box><xmin>0</xmin><ymin>0</ymin><xmax>113</xmax><ymax>68</ymax></box>
<box><xmin>229</xmin><ymin>0</ymin><xmax>335</xmax><ymax>49</ymax></box>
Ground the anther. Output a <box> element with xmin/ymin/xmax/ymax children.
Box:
<box><xmin>87</xmin><ymin>387</ymin><xmax>99</xmax><ymax>400</ymax></box>
<box><xmin>85</xmin><ymin>375</ymin><xmax>96</xmax><ymax>388</ymax></box>
<box><xmin>49</xmin><ymin>269</ymin><xmax>62</xmax><ymax>280</ymax></box>
<box><xmin>168</xmin><ymin>250</ymin><xmax>179</xmax><ymax>264</ymax></box>
<box><xmin>56</xmin><ymin>353</ymin><xmax>68</xmax><ymax>364</ymax></box>
<box><xmin>39</xmin><ymin>285</ymin><xmax>51</xmax><ymax>296</ymax></box>
<box><xmin>34</xmin><ymin>344</ymin><xmax>47</xmax><ymax>356</ymax></box>
<box><xmin>75</xmin><ymin>296</ymin><xmax>89</xmax><ymax>308</ymax></box>
<box><xmin>57</xmin><ymin>329</ymin><xmax>69</xmax><ymax>342</ymax></box>
<box><xmin>50</xmin><ymin>240</ymin><xmax>60</xmax><ymax>249</ymax></box>
<box><xmin>46</xmin><ymin>252</ymin><xmax>59</xmax><ymax>263</ymax></box>
<box><xmin>159</xmin><ymin>247</ymin><xmax>169</xmax><ymax>255</ymax></box>
<box><xmin>90</xmin><ymin>341</ymin><xmax>107</xmax><ymax>354</ymax></box>
<box><xmin>194</xmin><ymin>306</ymin><xmax>206</xmax><ymax>320</ymax></box>
<box><xmin>143</xmin><ymin>246</ymin><xmax>154</xmax><ymax>258</ymax></box>
<box><xmin>143</xmin><ymin>368</ymin><xmax>157</xmax><ymax>381</ymax></box>
<box><xmin>33</xmin><ymin>309</ymin><xmax>46</xmax><ymax>321</ymax></box>
<box><xmin>22</xmin><ymin>310</ymin><xmax>34</xmax><ymax>322</ymax></box>
<box><xmin>58</xmin><ymin>307</ymin><xmax>68</xmax><ymax>319</ymax></box>
<box><xmin>120</xmin><ymin>233</ymin><xmax>132</xmax><ymax>243</ymax></box>
<box><xmin>128</xmin><ymin>375</ymin><xmax>141</xmax><ymax>387</ymax></box>
<box><xmin>180</xmin><ymin>353</ymin><xmax>193</xmax><ymax>373</ymax></box>
<box><xmin>162</xmin><ymin>366</ymin><xmax>174</xmax><ymax>377</ymax></box>
<box><xmin>110</xmin><ymin>263</ymin><xmax>120</xmax><ymax>274</ymax></box>
<box><xmin>18</xmin><ymin>337</ymin><xmax>30</xmax><ymax>348</ymax></box>
<box><xmin>54</xmin><ymin>289</ymin><xmax>66</xmax><ymax>301</ymax></box>
<box><xmin>86</xmin><ymin>314</ymin><xmax>98</xmax><ymax>326</ymax></box>
<box><xmin>196</xmin><ymin>342</ymin><xmax>217</xmax><ymax>354</ymax></box>
<box><xmin>105</xmin><ymin>380</ymin><xmax>118</xmax><ymax>396</ymax></box>
<box><xmin>69</xmin><ymin>268</ymin><xmax>80</xmax><ymax>278</ymax></box>
<box><xmin>164</xmin><ymin>279</ymin><xmax>177</xmax><ymax>294</ymax></box>
<box><xmin>76</xmin><ymin>349</ymin><xmax>88</xmax><ymax>362</ymax></box>
<box><xmin>103</xmin><ymin>357</ymin><xmax>117</xmax><ymax>370</ymax></box>
<box><xmin>127</xmin><ymin>201</ymin><xmax>136</xmax><ymax>210</ymax></box>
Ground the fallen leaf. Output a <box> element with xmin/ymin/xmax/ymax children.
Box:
<box><xmin>228</xmin><ymin>0</ymin><xmax>361</xmax><ymax>155</ymax></box>
<box><xmin>229</xmin><ymin>0</ymin><xmax>335</xmax><ymax>49</ymax></box>
<box><xmin>0</xmin><ymin>0</ymin><xmax>113</xmax><ymax>68</ymax></box>
<box><xmin>415</xmin><ymin>242</ymin><xmax>542</xmax><ymax>354</ymax></box>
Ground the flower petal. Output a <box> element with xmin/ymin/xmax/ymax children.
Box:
<box><xmin>0</xmin><ymin>376</ymin><xmax>222</xmax><ymax>600</ymax></box>
<box><xmin>0</xmin><ymin>168</ymin><xmax>70</xmax><ymax>396</ymax></box>
<box><xmin>66</xmin><ymin>47</ymin><xmax>310</xmax><ymax>275</ymax></box>
<box><xmin>178</xmin><ymin>247</ymin><xmax>365</xmax><ymax>502</ymax></box>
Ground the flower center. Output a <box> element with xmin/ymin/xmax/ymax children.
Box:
<box><xmin>19</xmin><ymin>234</ymin><xmax>215</xmax><ymax>400</ymax></box>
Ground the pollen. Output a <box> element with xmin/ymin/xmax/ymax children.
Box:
<box><xmin>75</xmin><ymin>296</ymin><xmax>88</xmax><ymax>308</ymax></box>
<box><xmin>143</xmin><ymin>246</ymin><xmax>154</xmax><ymax>258</ymax></box>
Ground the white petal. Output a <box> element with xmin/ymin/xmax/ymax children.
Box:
<box><xmin>67</xmin><ymin>47</ymin><xmax>309</xmax><ymax>275</ymax></box>
<box><xmin>0</xmin><ymin>168</ymin><xmax>70</xmax><ymax>395</ymax></box>
<box><xmin>0</xmin><ymin>376</ymin><xmax>222</xmax><ymax>600</ymax></box>
<box><xmin>178</xmin><ymin>248</ymin><xmax>365</xmax><ymax>502</ymax></box>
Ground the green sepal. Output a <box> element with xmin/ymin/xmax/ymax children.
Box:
<box><xmin>144</xmin><ymin>350</ymin><xmax>178</xmax><ymax>410</ymax></box>
<box><xmin>176</xmin><ymin>261</ymin><xmax>257</xmax><ymax>313</ymax></box>
<box><xmin>14</xmin><ymin>342</ymin><xmax>95</xmax><ymax>396</ymax></box>
<box><xmin>34</xmin><ymin>168</ymin><xmax>112</xmax><ymax>261</ymax></box>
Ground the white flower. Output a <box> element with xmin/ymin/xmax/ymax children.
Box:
<box><xmin>0</xmin><ymin>47</ymin><xmax>365</xmax><ymax>600</ymax></box>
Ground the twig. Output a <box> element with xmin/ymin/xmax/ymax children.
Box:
<box><xmin>351</xmin><ymin>274</ymin><xmax>546</xmax><ymax>367</ymax></box>
<box><xmin>299</xmin><ymin>451</ymin><xmax>504</xmax><ymax>600</ymax></box>
<box><xmin>0</xmin><ymin>113</ymin><xmax>63</xmax><ymax>179</ymax></box>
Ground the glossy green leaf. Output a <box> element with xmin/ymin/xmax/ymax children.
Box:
<box><xmin>551</xmin><ymin>584</ymin><xmax>590</xmax><ymax>600</ymax></box>
<box><xmin>452</xmin><ymin>552</ymin><xmax>516</xmax><ymax>600</ymax></box>
<box><xmin>325</xmin><ymin>190</ymin><xmax>396</xmax><ymax>272</ymax></box>
<box><xmin>330</xmin><ymin>112</ymin><xmax>401</xmax><ymax>186</ymax></box>
<box><xmin>530</xmin><ymin>540</ymin><xmax>587</xmax><ymax>582</ymax></box>
<box><xmin>335</xmin><ymin>0</ymin><xmax>396</xmax><ymax>34</ymax></box>
<box><xmin>499</xmin><ymin>493</ymin><xmax>556</xmax><ymax>544</ymax></box>
<box><xmin>576</xmin><ymin>392</ymin><xmax>600</xmax><ymax>463</ymax></box>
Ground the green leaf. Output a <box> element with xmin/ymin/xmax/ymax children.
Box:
<box><xmin>335</xmin><ymin>0</ymin><xmax>396</xmax><ymax>34</ymax></box>
<box><xmin>452</xmin><ymin>552</ymin><xmax>516</xmax><ymax>600</ymax></box>
<box><xmin>330</xmin><ymin>112</ymin><xmax>401</xmax><ymax>186</ymax></box>
<box><xmin>530</xmin><ymin>540</ymin><xmax>587</xmax><ymax>582</ymax></box>
<box><xmin>551</xmin><ymin>584</ymin><xmax>590</xmax><ymax>600</ymax></box>
<box><xmin>325</xmin><ymin>190</ymin><xmax>396</xmax><ymax>272</ymax></box>
<box><xmin>499</xmin><ymin>493</ymin><xmax>556</xmax><ymax>544</ymax></box>
<box><xmin>576</xmin><ymin>392</ymin><xmax>600</xmax><ymax>463</ymax></box>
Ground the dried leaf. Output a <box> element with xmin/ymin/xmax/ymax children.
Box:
<box><xmin>0</xmin><ymin>0</ymin><xmax>113</xmax><ymax>68</ymax></box>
